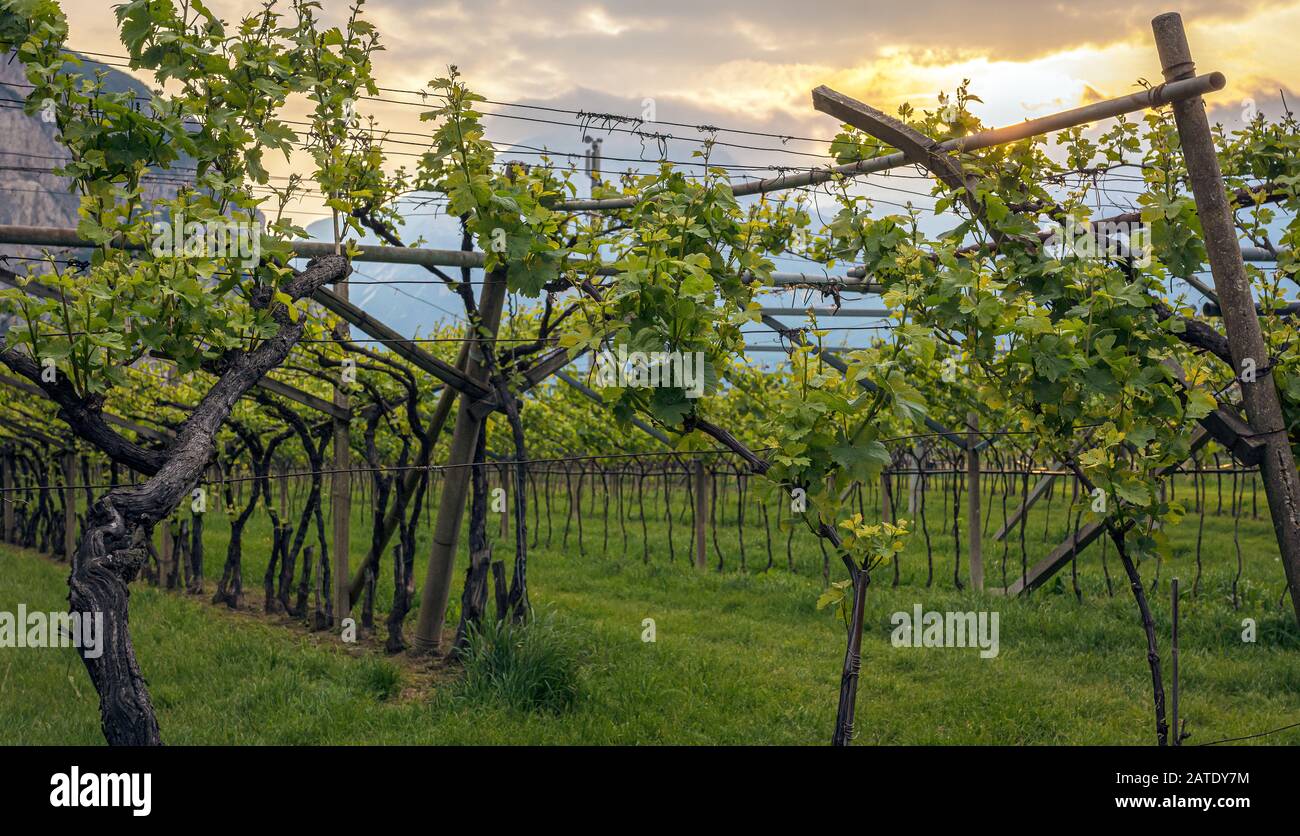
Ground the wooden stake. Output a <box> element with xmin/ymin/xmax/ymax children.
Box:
<box><xmin>161</xmin><ymin>515</ymin><xmax>174</xmax><ymax>588</ymax></box>
<box><xmin>694</xmin><ymin>458</ymin><xmax>708</xmax><ymax>569</ymax></box>
<box><xmin>967</xmin><ymin>412</ymin><xmax>983</xmax><ymax>591</ymax></box>
<box><xmin>1171</xmin><ymin>576</ymin><xmax>1181</xmax><ymax>744</ymax></box>
<box><xmin>499</xmin><ymin>465</ymin><xmax>509</xmax><ymax>539</ymax></box>
<box><xmin>3</xmin><ymin>447</ymin><xmax>14</xmax><ymax>543</ymax></box>
<box><xmin>62</xmin><ymin>451</ymin><xmax>76</xmax><ymax>565</ymax></box>
<box><xmin>332</xmin><ymin>272</ymin><xmax>353</xmax><ymax>631</ymax></box>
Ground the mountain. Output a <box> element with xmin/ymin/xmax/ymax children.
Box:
<box><xmin>0</xmin><ymin>51</ymin><xmax>191</xmax><ymax>269</ymax></box>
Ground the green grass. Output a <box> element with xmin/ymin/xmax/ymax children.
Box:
<box><xmin>453</xmin><ymin>614</ymin><xmax>582</xmax><ymax>714</ymax></box>
<box><xmin>1</xmin><ymin>470</ymin><xmax>1298</xmax><ymax>745</ymax></box>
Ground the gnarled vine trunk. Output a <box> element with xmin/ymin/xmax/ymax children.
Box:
<box><xmin>3</xmin><ymin>255</ymin><xmax>350</xmax><ymax>746</ymax></box>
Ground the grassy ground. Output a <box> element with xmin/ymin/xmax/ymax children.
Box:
<box><xmin>1</xmin><ymin>469</ymin><xmax>1297</xmax><ymax>745</ymax></box>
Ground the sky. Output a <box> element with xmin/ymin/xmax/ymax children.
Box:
<box><xmin>61</xmin><ymin>0</ymin><xmax>1300</xmax><ymax>132</ymax></box>
<box><xmin>50</xmin><ymin>0</ymin><xmax>1300</xmax><ymax>346</ymax></box>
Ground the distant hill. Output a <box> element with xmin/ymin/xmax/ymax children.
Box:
<box><xmin>0</xmin><ymin>52</ymin><xmax>192</xmax><ymax>254</ymax></box>
<box><xmin>303</xmin><ymin>214</ymin><xmax>471</xmax><ymax>341</ymax></box>
<box><xmin>0</xmin><ymin>51</ymin><xmax>455</xmax><ymax>339</ymax></box>
<box><xmin>0</xmin><ymin>53</ymin><xmax>85</xmax><ymax>240</ymax></box>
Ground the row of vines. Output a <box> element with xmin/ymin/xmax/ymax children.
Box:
<box><xmin>0</xmin><ymin>0</ymin><xmax>1297</xmax><ymax>746</ymax></box>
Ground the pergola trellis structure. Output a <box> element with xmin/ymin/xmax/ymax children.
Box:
<box><xmin>0</xmin><ymin>10</ymin><xmax>1296</xmax><ymax>746</ymax></box>
<box><xmin>0</xmin><ymin>263</ymin><xmax>354</xmax><ymax>578</ymax></box>
<box><xmin>0</xmin><ymin>13</ymin><xmax>1290</xmax><ymax>610</ymax></box>
<box><xmin>803</xmin><ymin>17</ymin><xmax>1300</xmax><ymax>607</ymax></box>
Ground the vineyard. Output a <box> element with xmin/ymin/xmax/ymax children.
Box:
<box><xmin>0</xmin><ymin>0</ymin><xmax>1298</xmax><ymax>750</ymax></box>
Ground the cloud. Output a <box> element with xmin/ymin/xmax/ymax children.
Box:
<box><xmin>56</xmin><ymin>0</ymin><xmax>1300</xmax><ymax>132</ymax></box>
<box><xmin>43</xmin><ymin>0</ymin><xmax>1297</xmax><ymax>342</ymax></box>
<box><xmin>336</xmin><ymin>0</ymin><xmax>1297</xmax><ymax>149</ymax></box>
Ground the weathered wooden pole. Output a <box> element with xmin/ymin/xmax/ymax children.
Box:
<box><xmin>1153</xmin><ymin>12</ymin><xmax>1300</xmax><ymax>625</ymax></box>
<box><xmin>499</xmin><ymin>464</ymin><xmax>509</xmax><ymax>539</ymax></box>
<box><xmin>331</xmin><ymin>415</ymin><xmax>352</xmax><ymax>628</ymax></box>
<box><xmin>160</xmin><ymin>515</ymin><xmax>174</xmax><ymax>587</ymax></box>
<box><xmin>966</xmin><ymin>412</ymin><xmax>983</xmax><ymax>591</ymax></box>
<box><xmin>413</xmin><ymin>269</ymin><xmax>508</xmax><ymax>653</ymax></box>
<box><xmin>694</xmin><ymin>458</ymin><xmax>708</xmax><ymax>569</ymax></box>
<box><xmin>1171</xmin><ymin>576</ymin><xmax>1181</xmax><ymax>744</ymax></box>
<box><xmin>332</xmin><ymin>276</ymin><xmax>353</xmax><ymax>630</ymax></box>
<box><xmin>3</xmin><ymin>447</ymin><xmax>14</xmax><ymax>543</ymax></box>
<box><xmin>62</xmin><ymin>451</ymin><xmax>76</xmax><ymax>564</ymax></box>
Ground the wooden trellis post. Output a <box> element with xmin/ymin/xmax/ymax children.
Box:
<box><xmin>499</xmin><ymin>465</ymin><xmax>509</xmax><ymax>538</ymax></box>
<box><xmin>1171</xmin><ymin>576</ymin><xmax>1181</xmax><ymax>744</ymax></box>
<box><xmin>62</xmin><ymin>451</ymin><xmax>76</xmax><ymax>564</ymax></box>
<box><xmin>694</xmin><ymin>458</ymin><xmax>708</xmax><ymax>569</ymax></box>
<box><xmin>2</xmin><ymin>447</ymin><xmax>13</xmax><ymax>543</ymax></box>
<box><xmin>413</xmin><ymin>269</ymin><xmax>508</xmax><ymax>654</ymax></box>
<box><xmin>161</xmin><ymin>515</ymin><xmax>174</xmax><ymax>587</ymax></box>
<box><xmin>1153</xmin><ymin>12</ymin><xmax>1300</xmax><ymax>624</ymax></box>
<box><xmin>966</xmin><ymin>412</ymin><xmax>983</xmax><ymax>591</ymax></box>
<box><xmin>331</xmin><ymin>261</ymin><xmax>353</xmax><ymax>630</ymax></box>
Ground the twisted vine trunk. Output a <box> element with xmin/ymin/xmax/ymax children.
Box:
<box><xmin>831</xmin><ymin>569</ymin><xmax>869</xmax><ymax>747</ymax></box>
<box><xmin>3</xmin><ymin>255</ymin><xmax>350</xmax><ymax>746</ymax></box>
<box><xmin>500</xmin><ymin>390</ymin><xmax>530</xmax><ymax>621</ymax></box>
<box><xmin>1059</xmin><ymin>458</ymin><xmax>1167</xmax><ymax>746</ymax></box>
<box><xmin>71</xmin><ymin>499</ymin><xmax>161</xmax><ymax>745</ymax></box>
<box><xmin>385</xmin><ymin>465</ymin><xmax>426</xmax><ymax>652</ymax></box>
<box><xmin>214</xmin><ymin>434</ymin><xmax>266</xmax><ymax>609</ymax></box>
<box><xmin>291</xmin><ymin>429</ymin><xmax>331</xmax><ymax>616</ymax></box>
<box><xmin>687</xmin><ymin>417</ymin><xmax>862</xmax><ymax>747</ymax></box>
<box><xmin>453</xmin><ymin>424</ymin><xmax>492</xmax><ymax>655</ymax></box>
<box><xmin>1108</xmin><ymin>524</ymin><xmax>1169</xmax><ymax>746</ymax></box>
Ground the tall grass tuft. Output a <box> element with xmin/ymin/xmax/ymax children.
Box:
<box><xmin>356</xmin><ymin>658</ymin><xmax>403</xmax><ymax>702</ymax></box>
<box><xmin>455</xmin><ymin>614</ymin><xmax>581</xmax><ymax>714</ymax></box>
